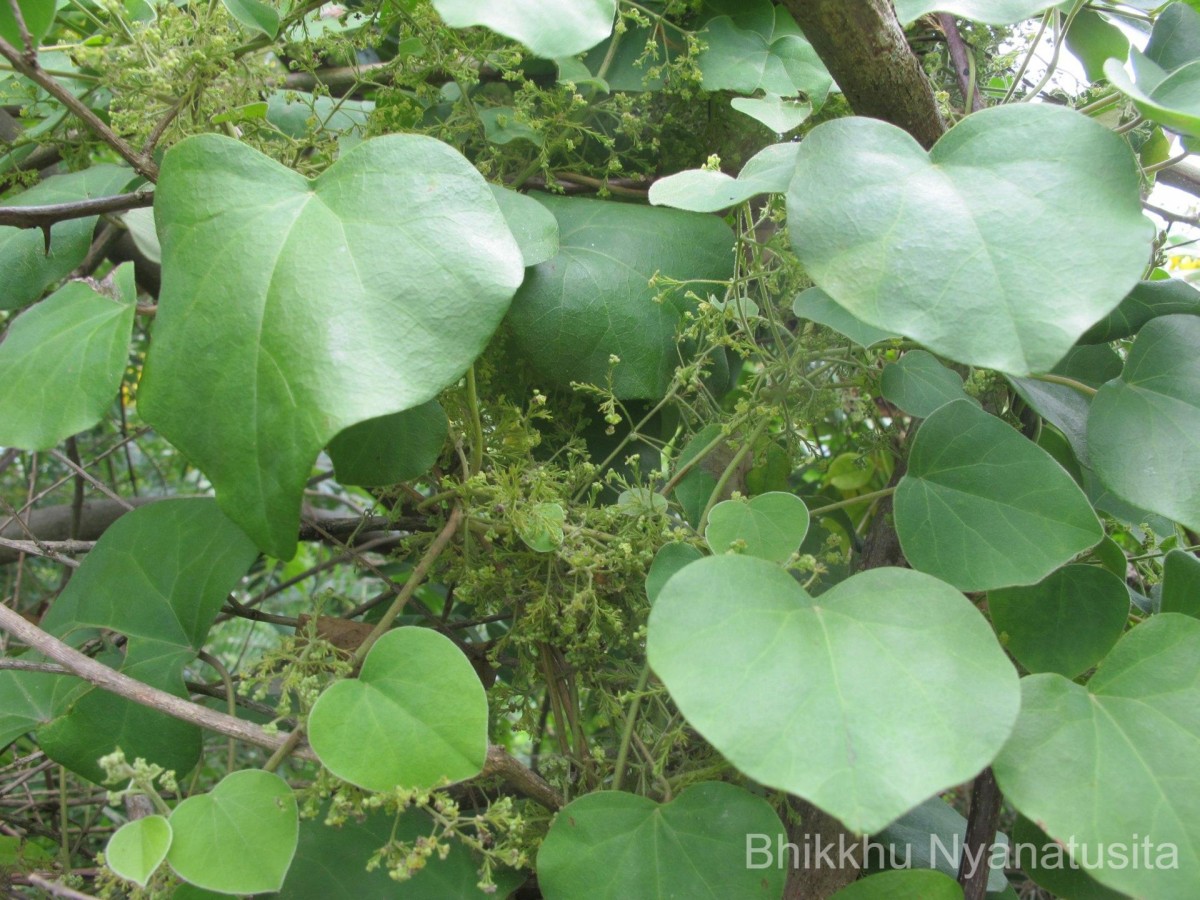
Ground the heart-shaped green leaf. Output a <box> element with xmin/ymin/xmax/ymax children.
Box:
<box><xmin>139</xmin><ymin>134</ymin><xmax>523</xmax><ymax>559</ymax></box>
<box><xmin>516</xmin><ymin>502</ymin><xmax>566</xmax><ymax>552</ymax></box>
<box><xmin>308</xmin><ymin>627</ymin><xmax>488</xmax><ymax>791</ymax></box>
<box><xmin>431</xmin><ymin>0</ymin><xmax>616</xmax><ymax>57</ymax></box>
<box><xmin>896</xmin><ymin>400</ymin><xmax>1102</xmax><ymax>591</ymax></box>
<box><xmin>988</xmin><ymin>565</ymin><xmax>1129</xmax><ymax>678</ymax></box>
<box><xmin>1080</xmin><ymin>279</ymin><xmax>1200</xmax><ymax>344</ymax></box>
<box><xmin>106</xmin><ymin>816</ymin><xmax>172</xmax><ymax>888</ymax></box>
<box><xmin>705</xmin><ymin>491</ymin><xmax>809</xmax><ymax>563</ymax></box>
<box><xmin>831</xmin><ymin>869</ymin><xmax>963</xmax><ymax>900</ymax></box>
<box><xmin>0</xmin><ymin>264</ymin><xmax>135</xmax><ymax>450</ymax></box>
<box><xmin>1089</xmin><ymin>315</ymin><xmax>1200</xmax><ymax>531</ymax></box>
<box><xmin>505</xmin><ymin>194</ymin><xmax>734</xmax><ymax>399</ymax></box>
<box><xmin>0</xmin><ymin>499</ymin><xmax>258</xmax><ymax>783</ymax></box>
<box><xmin>648</xmin><ymin>556</ymin><xmax>1020</xmax><ymax>833</ymax></box>
<box><xmin>993</xmin><ymin>614</ymin><xmax>1200</xmax><ymax>898</ymax></box>
<box><xmin>787</xmin><ymin>104</ymin><xmax>1151</xmax><ymax>375</ymax></box>
<box><xmin>221</xmin><ymin>0</ymin><xmax>279</xmax><ymax>37</ymax></box>
<box><xmin>1106</xmin><ymin>54</ymin><xmax>1200</xmax><ymax>140</ymax></box>
<box><xmin>649</xmin><ymin>142</ymin><xmax>800</xmax><ymax>212</ymax></box>
<box><xmin>893</xmin><ymin>0</ymin><xmax>1053</xmax><ymax>25</ymax></box>
<box><xmin>327</xmin><ymin>400</ymin><xmax>448</xmax><ymax>487</ymax></box>
<box><xmin>167</xmin><ymin>770</ymin><xmax>298</xmax><ymax>895</ymax></box>
<box><xmin>1065</xmin><ymin>9</ymin><xmax>1130</xmax><ymax>84</ymax></box>
<box><xmin>1163</xmin><ymin>549</ymin><xmax>1200</xmax><ymax>618</ymax></box>
<box><xmin>0</xmin><ymin>165</ymin><xmax>134</xmax><ymax>310</ymax></box>
<box><xmin>793</xmin><ymin>287</ymin><xmax>898</xmax><ymax>348</ymax></box>
<box><xmin>536</xmin><ymin>782</ymin><xmax>786</xmax><ymax>900</ymax></box>
<box><xmin>880</xmin><ymin>350</ymin><xmax>973</xmax><ymax>418</ymax></box>
<box><xmin>731</xmin><ymin>94</ymin><xmax>813</xmax><ymax>133</ymax></box>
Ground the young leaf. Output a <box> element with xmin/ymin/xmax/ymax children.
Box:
<box><xmin>1088</xmin><ymin>315</ymin><xmax>1200</xmax><ymax>532</ymax></box>
<box><xmin>993</xmin><ymin>614</ymin><xmax>1200</xmax><ymax>898</ymax></box>
<box><xmin>139</xmin><ymin>134</ymin><xmax>524</xmax><ymax>559</ymax></box>
<box><xmin>536</xmin><ymin>782</ymin><xmax>787</xmax><ymax>900</ymax></box>
<box><xmin>647</xmin><ymin>556</ymin><xmax>1020</xmax><ymax>834</ymax></box>
<box><xmin>704</xmin><ymin>491</ymin><xmax>809</xmax><ymax>563</ymax></box>
<box><xmin>505</xmin><ymin>194</ymin><xmax>734</xmax><ymax>400</ymax></box>
<box><xmin>0</xmin><ymin>264</ymin><xmax>135</xmax><ymax>450</ymax></box>
<box><xmin>431</xmin><ymin>0</ymin><xmax>616</xmax><ymax>58</ymax></box>
<box><xmin>105</xmin><ymin>816</ymin><xmax>172</xmax><ymax>888</ymax></box>
<box><xmin>167</xmin><ymin>770</ymin><xmax>298</xmax><ymax>895</ymax></box>
<box><xmin>221</xmin><ymin>0</ymin><xmax>279</xmax><ymax>38</ymax></box>
<box><xmin>649</xmin><ymin>142</ymin><xmax>801</xmax><ymax>213</ymax></box>
<box><xmin>787</xmin><ymin>104</ymin><xmax>1151</xmax><ymax>375</ymax></box>
<box><xmin>896</xmin><ymin>400</ymin><xmax>1102</xmax><ymax>591</ymax></box>
<box><xmin>987</xmin><ymin>565</ymin><xmax>1129</xmax><ymax>678</ymax></box>
<box><xmin>308</xmin><ymin>628</ymin><xmax>488</xmax><ymax>791</ymax></box>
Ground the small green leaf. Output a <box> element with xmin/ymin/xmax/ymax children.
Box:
<box><xmin>265</xmin><ymin>91</ymin><xmax>372</xmax><ymax>139</ymax></box>
<box><xmin>139</xmin><ymin>134</ymin><xmax>524</xmax><ymax>559</ymax></box>
<box><xmin>697</xmin><ymin>10</ymin><xmax>832</xmax><ymax>107</ymax></box>
<box><xmin>536</xmin><ymin>782</ymin><xmax>786</xmax><ymax>900</ymax></box>
<box><xmin>648</xmin><ymin>557</ymin><xmax>1020</xmax><ymax>833</ymax></box>
<box><xmin>1163</xmin><ymin>549</ymin><xmax>1200</xmax><ymax>618</ymax></box>
<box><xmin>221</xmin><ymin>0</ymin><xmax>279</xmax><ymax>37</ymax></box>
<box><xmin>787</xmin><ymin>105</ymin><xmax>1151</xmax><ymax>375</ymax></box>
<box><xmin>793</xmin><ymin>287</ymin><xmax>898</xmax><ymax>348</ymax></box>
<box><xmin>1088</xmin><ymin>315</ymin><xmax>1200</xmax><ymax>532</ymax></box>
<box><xmin>490</xmin><ymin>184</ymin><xmax>559</xmax><ymax>267</ymax></box>
<box><xmin>327</xmin><ymin>400</ymin><xmax>448</xmax><ymax>487</ymax></box>
<box><xmin>1146</xmin><ymin>2</ymin><xmax>1200</xmax><ymax>71</ymax></box>
<box><xmin>1010</xmin><ymin>816</ymin><xmax>1128</xmax><ymax>900</ymax></box>
<box><xmin>479</xmin><ymin>106</ymin><xmax>543</xmax><ymax>146</ymax></box>
<box><xmin>505</xmin><ymin>194</ymin><xmax>734</xmax><ymax>400</ymax></box>
<box><xmin>616</xmin><ymin>488</ymin><xmax>668</xmax><ymax>517</ymax></box>
<box><xmin>1065</xmin><ymin>9</ymin><xmax>1130</xmax><ymax>83</ymax></box>
<box><xmin>993</xmin><ymin>614</ymin><xmax>1200</xmax><ymax>898</ymax></box>
<box><xmin>431</xmin><ymin>0</ymin><xmax>616</xmax><ymax>57</ymax></box>
<box><xmin>988</xmin><ymin>565</ymin><xmax>1129</xmax><ymax>678</ymax></box>
<box><xmin>1080</xmin><ymin>279</ymin><xmax>1200</xmax><ymax>343</ymax></box>
<box><xmin>0</xmin><ymin>0</ymin><xmax>56</xmax><ymax>48</ymax></box>
<box><xmin>831</xmin><ymin>869</ymin><xmax>963</xmax><ymax>900</ymax></box>
<box><xmin>896</xmin><ymin>400</ymin><xmax>1102</xmax><ymax>591</ymax></box>
<box><xmin>0</xmin><ymin>265</ymin><xmax>135</xmax><ymax>450</ymax></box>
<box><xmin>1008</xmin><ymin>376</ymin><xmax>1092</xmax><ymax>466</ymax></box>
<box><xmin>167</xmin><ymin>770</ymin><xmax>298</xmax><ymax>895</ymax></box>
<box><xmin>649</xmin><ymin>142</ymin><xmax>800</xmax><ymax>212</ymax></box>
<box><xmin>1106</xmin><ymin>53</ymin><xmax>1200</xmax><ymax>140</ymax></box>
<box><xmin>0</xmin><ymin>165</ymin><xmax>135</xmax><ymax>310</ymax></box>
<box><xmin>308</xmin><ymin>628</ymin><xmax>488</xmax><ymax>791</ymax></box>
<box><xmin>880</xmin><ymin>350</ymin><xmax>974</xmax><ymax>418</ymax></box>
<box><xmin>730</xmin><ymin>94</ymin><xmax>812</xmax><ymax>133</ymax></box>
<box><xmin>645</xmin><ymin>542</ymin><xmax>703</xmax><ymax>604</ymax></box>
<box><xmin>705</xmin><ymin>491</ymin><xmax>809</xmax><ymax>563</ymax></box>
<box><xmin>517</xmin><ymin>502</ymin><xmax>566</xmax><ymax>552</ymax></box>
<box><xmin>893</xmin><ymin>0</ymin><xmax>1053</xmax><ymax>24</ymax></box>
<box><xmin>106</xmin><ymin>816</ymin><xmax>172</xmax><ymax>888</ymax></box>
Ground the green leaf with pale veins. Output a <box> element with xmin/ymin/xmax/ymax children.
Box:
<box><xmin>787</xmin><ymin>105</ymin><xmax>1151</xmax><ymax>375</ymax></box>
<box><xmin>537</xmin><ymin>782</ymin><xmax>787</xmax><ymax>900</ymax></box>
<box><xmin>896</xmin><ymin>400</ymin><xmax>1102</xmax><ymax>591</ymax></box>
<box><xmin>0</xmin><ymin>165</ymin><xmax>135</xmax><ymax>310</ymax></box>
<box><xmin>308</xmin><ymin>628</ymin><xmax>488</xmax><ymax>791</ymax></box>
<box><xmin>221</xmin><ymin>0</ymin><xmax>279</xmax><ymax>37</ymax></box>
<box><xmin>649</xmin><ymin>142</ymin><xmax>801</xmax><ymax>212</ymax></box>
<box><xmin>106</xmin><ymin>816</ymin><xmax>172</xmax><ymax>888</ymax></box>
<box><xmin>167</xmin><ymin>770</ymin><xmax>298</xmax><ymax>895</ymax></box>
<box><xmin>993</xmin><ymin>614</ymin><xmax>1200</xmax><ymax>898</ymax></box>
<box><xmin>705</xmin><ymin>491</ymin><xmax>809</xmax><ymax>563</ymax></box>
<box><xmin>1106</xmin><ymin>4</ymin><xmax>1200</xmax><ymax>139</ymax></box>
<box><xmin>431</xmin><ymin>0</ymin><xmax>615</xmax><ymax>57</ymax></box>
<box><xmin>505</xmin><ymin>194</ymin><xmax>735</xmax><ymax>400</ymax></box>
<box><xmin>490</xmin><ymin>184</ymin><xmax>559</xmax><ymax>266</ymax></box>
<box><xmin>139</xmin><ymin>134</ymin><xmax>524</xmax><ymax>559</ymax></box>
<box><xmin>648</xmin><ymin>556</ymin><xmax>1020</xmax><ymax>833</ymax></box>
<box><xmin>1088</xmin><ymin>315</ymin><xmax>1200</xmax><ymax>532</ymax></box>
<box><xmin>0</xmin><ymin>264</ymin><xmax>135</xmax><ymax>450</ymax></box>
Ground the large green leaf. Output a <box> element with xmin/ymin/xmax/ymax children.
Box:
<box><xmin>1105</xmin><ymin>54</ymin><xmax>1200</xmax><ymax>140</ymax></box>
<box><xmin>139</xmin><ymin>134</ymin><xmax>523</xmax><ymax>559</ymax></box>
<box><xmin>993</xmin><ymin>614</ymin><xmax>1200</xmax><ymax>898</ymax></box>
<box><xmin>1163</xmin><ymin>549</ymin><xmax>1200</xmax><ymax>617</ymax></box>
<box><xmin>0</xmin><ymin>264</ymin><xmax>135</xmax><ymax>450</ymax></box>
<box><xmin>1088</xmin><ymin>315</ymin><xmax>1200</xmax><ymax>531</ymax></box>
<box><xmin>893</xmin><ymin>0</ymin><xmax>1054</xmax><ymax>24</ymax></box>
<box><xmin>536</xmin><ymin>782</ymin><xmax>786</xmax><ymax>900</ymax></box>
<box><xmin>308</xmin><ymin>627</ymin><xmax>488</xmax><ymax>791</ymax></box>
<box><xmin>167</xmin><ymin>770</ymin><xmax>298</xmax><ymax>895</ymax></box>
<box><xmin>106</xmin><ymin>816</ymin><xmax>172</xmax><ymax>889</ymax></box>
<box><xmin>987</xmin><ymin>565</ymin><xmax>1129</xmax><ymax>678</ymax></box>
<box><xmin>787</xmin><ymin>105</ymin><xmax>1150</xmax><ymax>375</ymax></box>
<box><xmin>793</xmin><ymin>287</ymin><xmax>898</xmax><ymax>348</ymax></box>
<box><xmin>0</xmin><ymin>0</ymin><xmax>56</xmax><ymax>48</ymax></box>
<box><xmin>505</xmin><ymin>194</ymin><xmax>735</xmax><ymax>399</ymax></box>
<box><xmin>327</xmin><ymin>400</ymin><xmax>447</xmax><ymax>487</ymax></box>
<box><xmin>431</xmin><ymin>0</ymin><xmax>615</xmax><ymax>57</ymax></box>
<box><xmin>1065</xmin><ymin>9</ymin><xmax>1130</xmax><ymax>84</ymax></box>
<box><xmin>1079</xmin><ymin>279</ymin><xmax>1200</xmax><ymax>343</ymax></box>
<box><xmin>649</xmin><ymin>142</ymin><xmax>800</xmax><ymax>212</ymax></box>
<box><xmin>647</xmin><ymin>556</ymin><xmax>1019</xmax><ymax>833</ymax></box>
<box><xmin>895</xmin><ymin>400</ymin><xmax>1102</xmax><ymax>591</ymax></box>
<box><xmin>0</xmin><ymin>165</ymin><xmax>134</xmax><ymax>310</ymax></box>
<box><xmin>1146</xmin><ymin>2</ymin><xmax>1200</xmax><ymax>71</ymax></box>
<box><xmin>21</xmin><ymin>500</ymin><xmax>257</xmax><ymax>782</ymax></box>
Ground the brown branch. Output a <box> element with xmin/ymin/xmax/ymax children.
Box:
<box><xmin>482</xmin><ymin>745</ymin><xmax>562</xmax><ymax>810</ymax></box>
<box><xmin>0</xmin><ymin>600</ymin><xmax>318</xmax><ymax>761</ymax></box>
<box><xmin>0</xmin><ymin>189</ymin><xmax>154</xmax><ymax>229</ymax></box>
<box><xmin>6</xmin><ymin>0</ymin><xmax>35</xmax><ymax>61</ymax></box>
<box><xmin>937</xmin><ymin>14</ymin><xmax>984</xmax><ymax>113</ymax></box>
<box><xmin>958</xmin><ymin>767</ymin><xmax>1003</xmax><ymax>900</ymax></box>
<box><xmin>0</xmin><ymin>36</ymin><xmax>158</xmax><ymax>181</ymax></box>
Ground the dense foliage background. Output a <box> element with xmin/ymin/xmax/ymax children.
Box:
<box><xmin>0</xmin><ymin>0</ymin><xmax>1199</xmax><ymax>897</ymax></box>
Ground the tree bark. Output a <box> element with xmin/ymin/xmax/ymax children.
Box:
<box><xmin>782</xmin><ymin>0</ymin><xmax>946</xmax><ymax>148</ymax></box>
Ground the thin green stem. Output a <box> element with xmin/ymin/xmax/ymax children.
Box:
<box><xmin>1031</xmin><ymin>373</ymin><xmax>1097</xmax><ymax>397</ymax></box>
<box><xmin>198</xmin><ymin>650</ymin><xmax>237</xmax><ymax>774</ymax></box>
<box><xmin>697</xmin><ymin>418</ymin><xmax>768</xmax><ymax>533</ymax></box>
<box><xmin>612</xmin><ymin>665</ymin><xmax>650</xmax><ymax>792</ymax></box>
<box><xmin>808</xmin><ymin>486</ymin><xmax>897</xmax><ymax>516</ymax></box>
<box><xmin>1003</xmin><ymin>9</ymin><xmax>1053</xmax><ymax>103</ymax></box>
<box><xmin>466</xmin><ymin>365</ymin><xmax>484</xmax><ymax>475</ymax></box>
